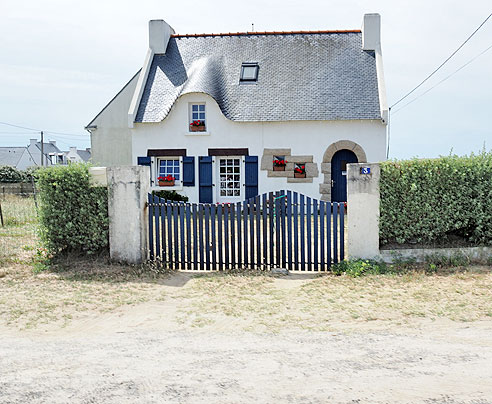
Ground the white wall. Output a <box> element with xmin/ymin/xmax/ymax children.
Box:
<box><xmin>132</xmin><ymin>93</ymin><xmax>387</xmax><ymax>203</ymax></box>
<box><xmin>90</xmin><ymin>73</ymin><xmax>140</xmax><ymax>166</ymax></box>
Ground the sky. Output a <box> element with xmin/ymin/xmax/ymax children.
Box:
<box><xmin>1</xmin><ymin>0</ymin><xmax>491</xmax><ymax>159</ymax></box>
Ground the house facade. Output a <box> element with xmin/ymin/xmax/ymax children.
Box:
<box><xmin>0</xmin><ymin>139</ymin><xmax>64</xmax><ymax>170</ymax></box>
<box><xmin>87</xmin><ymin>14</ymin><xmax>388</xmax><ymax>203</ymax></box>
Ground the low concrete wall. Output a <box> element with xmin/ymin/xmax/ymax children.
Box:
<box><xmin>347</xmin><ymin>163</ymin><xmax>380</xmax><ymax>260</ymax></box>
<box><xmin>106</xmin><ymin>166</ymin><xmax>150</xmax><ymax>264</ymax></box>
<box><xmin>380</xmin><ymin>246</ymin><xmax>492</xmax><ymax>264</ymax></box>
<box><xmin>0</xmin><ymin>182</ymin><xmax>34</xmax><ymax>196</ymax></box>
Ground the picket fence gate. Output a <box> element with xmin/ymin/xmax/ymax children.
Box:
<box><xmin>147</xmin><ymin>190</ymin><xmax>345</xmax><ymax>271</ymax></box>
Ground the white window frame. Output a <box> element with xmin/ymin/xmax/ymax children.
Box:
<box><xmin>155</xmin><ymin>156</ymin><xmax>183</xmax><ymax>188</ymax></box>
<box><xmin>189</xmin><ymin>103</ymin><xmax>206</xmax><ymax>131</ymax></box>
<box><xmin>214</xmin><ymin>156</ymin><xmax>244</xmax><ymax>203</ymax></box>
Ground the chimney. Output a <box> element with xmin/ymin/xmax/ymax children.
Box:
<box><xmin>49</xmin><ymin>140</ymin><xmax>56</xmax><ymax>146</ymax></box>
<box><xmin>70</xmin><ymin>146</ymin><xmax>77</xmax><ymax>153</ymax></box>
<box><xmin>362</xmin><ymin>13</ymin><xmax>381</xmax><ymax>51</ymax></box>
<box><xmin>29</xmin><ymin>138</ymin><xmax>37</xmax><ymax>147</ymax></box>
<box><xmin>149</xmin><ymin>20</ymin><xmax>175</xmax><ymax>54</ymax></box>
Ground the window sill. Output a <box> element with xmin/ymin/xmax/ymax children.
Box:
<box><xmin>151</xmin><ymin>184</ymin><xmax>184</xmax><ymax>191</ymax></box>
<box><xmin>184</xmin><ymin>131</ymin><xmax>211</xmax><ymax>136</ymax></box>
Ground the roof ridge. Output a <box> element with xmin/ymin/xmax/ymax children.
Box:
<box><xmin>172</xmin><ymin>30</ymin><xmax>361</xmax><ymax>38</ymax></box>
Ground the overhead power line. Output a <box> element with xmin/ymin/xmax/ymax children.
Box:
<box><xmin>392</xmin><ymin>42</ymin><xmax>492</xmax><ymax>115</ymax></box>
<box><xmin>390</xmin><ymin>12</ymin><xmax>492</xmax><ymax>109</ymax></box>
<box><xmin>0</xmin><ymin>121</ymin><xmax>88</xmax><ymax>138</ymax></box>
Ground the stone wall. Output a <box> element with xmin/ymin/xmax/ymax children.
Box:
<box><xmin>260</xmin><ymin>148</ymin><xmax>319</xmax><ymax>183</ymax></box>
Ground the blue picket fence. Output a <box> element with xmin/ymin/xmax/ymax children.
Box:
<box><xmin>147</xmin><ymin>191</ymin><xmax>345</xmax><ymax>271</ymax></box>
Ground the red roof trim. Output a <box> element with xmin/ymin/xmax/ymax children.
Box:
<box><xmin>171</xmin><ymin>29</ymin><xmax>361</xmax><ymax>38</ymax></box>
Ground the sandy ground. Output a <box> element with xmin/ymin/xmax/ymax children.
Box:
<box><xmin>1</xmin><ymin>273</ymin><xmax>492</xmax><ymax>404</ymax></box>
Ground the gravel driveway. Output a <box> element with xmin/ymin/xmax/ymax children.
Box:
<box><xmin>1</xmin><ymin>320</ymin><xmax>492</xmax><ymax>403</ymax></box>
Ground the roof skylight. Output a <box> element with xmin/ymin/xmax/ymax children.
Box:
<box><xmin>240</xmin><ymin>63</ymin><xmax>259</xmax><ymax>83</ymax></box>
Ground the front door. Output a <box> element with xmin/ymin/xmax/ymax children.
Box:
<box><xmin>331</xmin><ymin>149</ymin><xmax>358</xmax><ymax>202</ymax></box>
<box><xmin>217</xmin><ymin>157</ymin><xmax>243</xmax><ymax>203</ymax></box>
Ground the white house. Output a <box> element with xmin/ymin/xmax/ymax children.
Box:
<box><xmin>64</xmin><ymin>147</ymin><xmax>91</xmax><ymax>164</ymax></box>
<box><xmin>0</xmin><ymin>139</ymin><xmax>65</xmax><ymax>170</ymax></box>
<box><xmin>87</xmin><ymin>14</ymin><xmax>388</xmax><ymax>203</ymax></box>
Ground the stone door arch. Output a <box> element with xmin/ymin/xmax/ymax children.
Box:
<box><xmin>319</xmin><ymin>140</ymin><xmax>367</xmax><ymax>201</ymax></box>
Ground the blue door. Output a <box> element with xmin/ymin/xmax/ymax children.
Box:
<box><xmin>331</xmin><ymin>149</ymin><xmax>358</xmax><ymax>202</ymax></box>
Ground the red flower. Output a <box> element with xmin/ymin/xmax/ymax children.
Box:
<box><xmin>158</xmin><ymin>175</ymin><xmax>175</xmax><ymax>182</ymax></box>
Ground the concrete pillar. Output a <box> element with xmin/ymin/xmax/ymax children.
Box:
<box><xmin>347</xmin><ymin>163</ymin><xmax>380</xmax><ymax>260</ymax></box>
<box><xmin>107</xmin><ymin>166</ymin><xmax>150</xmax><ymax>264</ymax></box>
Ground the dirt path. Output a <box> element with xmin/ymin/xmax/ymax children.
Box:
<box><xmin>1</xmin><ymin>290</ymin><xmax>492</xmax><ymax>403</ymax></box>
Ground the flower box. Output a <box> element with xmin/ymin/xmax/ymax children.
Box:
<box><xmin>190</xmin><ymin>125</ymin><xmax>206</xmax><ymax>132</ymax></box>
<box><xmin>273</xmin><ymin>166</ymin><xmax>285</xmax><ymax>171</ymax></box>
<box><xmin>158</xmin><ymin>180</ymin><xmax>175</xmax><ymax>187</ymax></box>
<box><xmin>294</xmin><ymin>172</ymin><xmax>306</xmax><ymax>178</ymax></box>
<box><xmin>294</xmin><ymin>163</ymin><xmax>306</xmax><ymax>178</ymax></box>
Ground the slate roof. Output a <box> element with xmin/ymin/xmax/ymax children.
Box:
<box><xmin>36</xmin><ymin>142</ymin><xmax>61</xmax><ymax>154</ymax></box>
<box><xmin>77</xmin><ymin>149</ymin><xmax>91</xmax><ymax>162</ymax></box>
<box><xmin>135</xmin><ymin>31</ymin><xmax>381</xmax><ymax>123</ymax></box>
<box><xmin>0</xmin><ymin>147</ymin><xmax>25</xmax><ymax>167</ymax></box>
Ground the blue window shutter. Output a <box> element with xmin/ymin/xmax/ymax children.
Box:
<box><xmin>199</xmin><ymin>156</ymin><xmax>213</xmax><ymax>203</ymax></box>
<box><xmin>182</xmin><ymin>156</ymin><xmax>195</xmax><ymax>186</ymax></box>
<box><xmin>245</xmin><ymin>155</ymin><xmax>258</xmax><ymax>200</ymax></box>
<box><xmin>137</xmin><ymin>156</ymin><xmax>151</xmax><ymax>166</ymax></box>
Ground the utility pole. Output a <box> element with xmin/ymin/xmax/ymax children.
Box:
<box><xmin>40</xmin><ymin>131</ymin><xmax>44</xmax><ymax>167</ymax></box>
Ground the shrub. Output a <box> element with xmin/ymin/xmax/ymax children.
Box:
<box><xmin>152</xmin><ymin>190</ymin><xmax>189</xmax><ymax>202</ymax></box>
<box><xmin>0</xmin><ymin>165</ymin><xmax>25</xmax><ymax>183</ymax></box>
<box><xmin>331</xmin><ymin>259</ymin><xmax>392</xmax><ymax>277</ymax></box>
<box><xmin>380</xmin><ymin>151</ymin><xmax>492</xmax><ymax>247</ymax></box>
<box><xmin>36</xmin><ymin>163</ymin><xmax>108</xmax><ymax>255</ymax></box>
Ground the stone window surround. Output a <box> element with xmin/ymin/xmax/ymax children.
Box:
<box><xmin>319</xmin><ymin>140</ymin><xmax>367</xmax><ymax>201</ymax></box>
<box><xmin>261</xmin><ymin>148</ymin><xmax>319</xmax><ymax>183</ymax></box>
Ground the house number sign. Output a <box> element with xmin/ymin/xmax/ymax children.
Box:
<box><xmin>360</xmin><ymin>167</ymin><xmax>371</xmax><ymax>175</ymax></box>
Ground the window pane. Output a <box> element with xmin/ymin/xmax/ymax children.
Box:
<box><xmin>199</xmin><ymin>113</ymin><xmax>205</xmax><ymax>119</ymax></box>
<box><xmin>199</xmin><ymin>105</ymin><xmax>205</xmax><ymax>111</ymax></box>
<box><xmin>192</xmin><ymin>113</ymin><xmax>198</xmax><ymax>119</ymax></box>
<box><xmin>242</xmin><ymin>66</ymin><xmax>257</xmax><ymax>80</ymax></box>
<box><xmin>233</xmin><ymin>159</ymin><xmax>239</xmax><ymax>165</ymax></box>
<box><xmin>174</xmin><ymin>160</ymin><xmax>179</xmax><ymax>166</ymax></box>
<box><xmin>192</xmin><ymin>105</ymin><xmax>198</xmax><ymax>112</ymax></box>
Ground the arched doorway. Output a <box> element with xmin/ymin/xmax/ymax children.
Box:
<box><xmin>320</xmin><ymin>140</ymin><xmax>367</xmax><ymax>202</ymax></box>
<box><xmin>331</xmin><ymin>149</ymin><xmax>358</xmax><ymax>202</ymax></box>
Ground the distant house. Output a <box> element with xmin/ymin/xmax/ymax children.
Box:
<box><xmin>0</xmin><ymin>139</ymin><xmax>63</xmax><ymax>169</ymax></box>
<box><xmin>87</xmin><ymin>14</ymin><xmax>388</xmax><ymax>203</ymax></box>
<box><xmin>64</xmin><ymin>147</ymin><xmax>91</xmax><ymax>164</ymax></box>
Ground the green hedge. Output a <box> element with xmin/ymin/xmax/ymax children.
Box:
<box><xmin>0</xmin><ymin>165</ymin><xmax>39</xmax><ymax>183</ymax></box>
<box><xmin>380</xmin><ymin>152</ymin><xmax>492</xmax><ymax>247</ymax></box>
<box><xmin>36</xmin><ymin>164</ymin><xmax>109</xmax><ymax>255</ymax></box>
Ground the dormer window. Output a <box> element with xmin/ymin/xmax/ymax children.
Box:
<box><xmin>240</xmin><ymin>63</ymin><xmax>259</xmax><ymax>83</ymax></box>
<box><xmin>189</xmin><ymin>103</ymin><xmax>206</xmax><ymax>132</ymax></box>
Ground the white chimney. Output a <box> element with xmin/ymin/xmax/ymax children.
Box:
<box><xmin>70</xmin><ymin>147</ymin><xmax>77</xmax><ymax>153</ymax></box>
<box><xmin>29</xmin><ymin>138</ymin><xmax>37</xmax><ymax>147</ymax></box>
<box><xmin>149</xmin><ymin>20</ymin><xmax>175</xmax><ymax>54</ymax></box>
<box><xmin>362</xmin><ymin>13</ymin><xmax>381</xmax><ymax>51</ymax></box>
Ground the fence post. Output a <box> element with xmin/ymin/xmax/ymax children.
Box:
<box><xmin>106</xmin><ymin>166</ymin><xmax>150</xmax><ymax>264</ymax></box>
<box><xmin>347</xmin><ymin>162</ymin><xmax>380</xmax><ymax>260</ymax></box>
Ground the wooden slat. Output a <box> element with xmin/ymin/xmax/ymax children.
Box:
<box><xmin>300</xmin><ymin>194</ymin><xmax>305</xmax><ymax>271</ymax></box>
<box><xmin>148</xmin><ymin>194</ymin><xmax>154</xmax><ymax>260</ymax></box>
<box><xmin>173</xmin><ymin>203</ymin><xmax>179</xmax><ymax>269</ymax></box>
<box><xmin>180</xmin><ymin>202</ymin><xmax>185</xmax><ymax>269</ymax></box>
<box><xmin>192</xmin><ymin>204</ymin><xmax>198</xmax><ymax>270</ymax></box>
<box><xmin>268</xmin><ymin>192</ymin><xmax>274</xmax><ymax>269</ymax></box>
<box><xmin>186</xmin><ymin>204</ymin><xmax>191</xmax><ymax>269</ymax></box>
<box><xmin>340</xmin><ymin>203</ymin><xmax>345</xmax><ymax>261</ymax></box>
<box><xmin>198</xmin><ymin>204</ymin><xmax>204</xmax><ymax>270</ymax></box>
<box><xmin>313</xmin><ymin>199</ymin><xmax>318</xmax><ymax>271</ymax></box>
<box><xmin>236</xmin><ymin>202</ymin><xmax>242</xmax><ymax>268</ymax></box>
<box><xmin>326</xmin><ymin>202</ymin><xmax>332</xmax><ymax>268</ymax></box>
<box><xmin>333</xmin><ymin>202</ymin><xmax>338</xmax><ymax>264</ymax></box>
<box><xmin>153</xmin><ymin>195</ymin><xmax>160</xmax><ymax>259</ymax></box>
<box><xmin>204</xmin><ymin>204</ymin><xmax>210</xmax><ymax>270</ymax></box>
<box><xmin>280</xmin><ymin>190</ymin><xmax>286</xmax><ymax>269</ymax></box>
<box><xmin>249</xmin><ymin>199</ymin><xmax>254</xmax><ymax>268</ymax></box>
<box><xmin>320</xmin><ymin>201</ymin><xmax>325</xmax><ymax>271</ymax></box>
<box><xmin>218</xmin><ymin>204</ymin><xmax>223</xmax><ymax>270</ymax></box>
<box><xmin>293</xmin><ymin>192</ymin><xmax>299</xmax><ymax>270</ymax></box>
<box><xmin>243</xmin><ymin>201</ymin><xmax>248</xmax><ymax>268</ymax></box>
<box><xmin>274</xmin><ymin>192</ymin><xmax>281</xmax><ymax>268</ymax></box>
<box><xmin>306</xmin><ymin>197</ymin><xmax>312</xmax><ymax>270</ymax></box>
<box><xmin>255</xmin><ymin>195</ymin><xmax>261</xmax><ymax>270</ymax></box>
<box><xmin>167</xmin><ymin>201</ymin><xmax>173</xmax><ymax>265</ymax></box>
<box><xmin>262</xmin><ymin>193</ymin><xmax>268</xmax><ymax>270</ymax></box>
<box><xmin>161</xmin><ymin>199</ymin><xmax>167</xmax><ymax>265</ymax></box>
<box><xmin>287</xmin><ymin>191</ymin><xmax>292</xmax><ymax>271</ymax></box>
<box><xmin>230</xmin><ymin>205</ymin><xmax>236</xmax><ymax>269</ymax></box>
<box><xmin>224</xmin><ymin>204</ymin><xmax>230</xmax><ymax>269</ymax></box>
<box><xmin>211</xmin><ymin>205</ymin><xmax>217</xmax><ymax>270</ymax></box>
